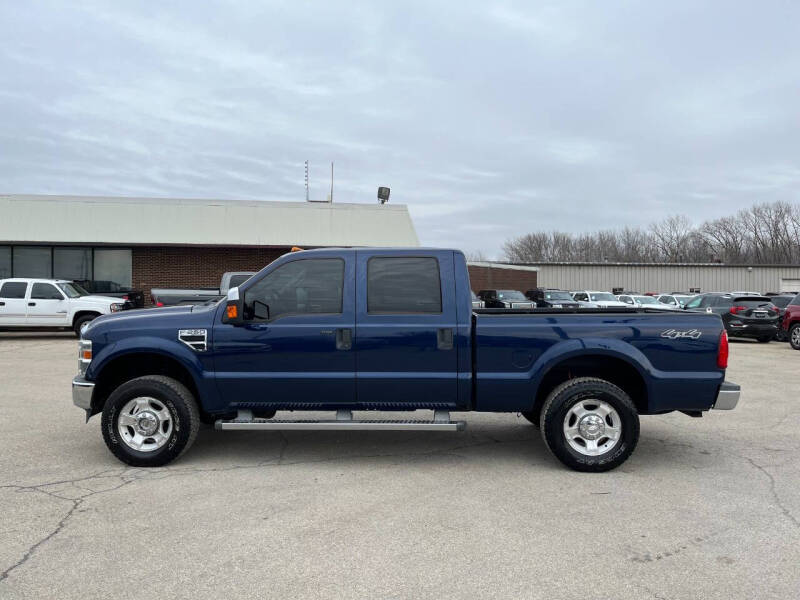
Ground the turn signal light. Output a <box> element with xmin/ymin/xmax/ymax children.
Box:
<box><xmin>82</xmin><ymin>349</ymin><xmax>92</xmax><ymax>361</ymax></box>
<box><xmin>227</xmin><ymin>304</ymin><xmax>238</xmax><ymax>319</ymax></box>
<box><xmin>717</xmin><ymin>330</ymin><xmax>729</xmax><ymax>369</ymax></box>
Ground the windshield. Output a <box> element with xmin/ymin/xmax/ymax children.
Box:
<box><xmin>589</xmin><ymin>292</ymin><xmax>616</xmax><ymax>302</ymax></box>
<box><xmin>545</xmin><ymin>291</ymin><xmax>573</xmax><ymax>301</ymax></box>
<box><xmin>58</xmin><ymin>282</ymin><xmax>89</xmax><ymax>298</ymax></box>
<box><xmin>674</xmin><ymin>295</ymin><xmax>693</xmax><ymax>305</ymax></box>
<box><xmin>497</xmin><ymin>290</ymin><xmax>526</xmax><ymax>300</ymax></box>
<box><xmin>634</xmin><ymin>296</ymin><xmax>658</xmax><ymax>305</ymax></box>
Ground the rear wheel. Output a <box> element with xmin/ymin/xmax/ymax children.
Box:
<box><xmin>540</xmin><ymin>377</ymin><xmax>639</xmax><ymax>472</ymax></box>
<box><xmin>790</xmin><ymin>324</ymin><xmax>800</xmax><ymax>350</ymax></box>
<box><xmin>101</xmin><ymin>375</ymin><xmax>200</xmax><ymax>467</ymax></box>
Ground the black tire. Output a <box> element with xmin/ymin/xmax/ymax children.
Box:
<box><xmin>756</xmin><ymin>336</ymin><xmax>772</xmax><ymax>343</ymax></box>
<box><xmin>73</xmin><ymin>313</ymin><xmax>98</xmax><ymax>336</ymax></box>
<box><xmin>101</xmin><ymin>375</ymin><xmax>200</xmax><ymax>467</ymax></box>
<box><xmin>790</xmin><ymin>324</ymin><xmax>800</xmax><ymax>350</ymax></box>
<box><xmin>539</xmin><ymin>377</ymin><xmax>639</xmax><ymax>472</ymax></box>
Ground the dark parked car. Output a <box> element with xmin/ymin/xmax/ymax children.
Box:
<box><xmin>768</xmin><ymin>294</ymin><xmax>796</xmax><ymax>341</ymax></box>
<box><xmin>75</xmin><ymin>280</ymin><xmax>145</xmax><ymax>309</ymax></box>
<box><xmin>684</xmin><ymin>293</ymin><xmax>779</xmax><ymax>342</ymax></box>
<box><xmin>525</xmin><ymin>288</ymin><xmax>580</xmax><ymax>308</ymax></box>
<box><xmin>477</xmin><ymin>289</ymin><xmax>536</xmax><ymax>309</ymax></box>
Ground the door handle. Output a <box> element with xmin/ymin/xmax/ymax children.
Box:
<box><xmin>28</xmin><ymin>302</ymin><xmax>36</xmax><ymax>306</ymax></box>
<box><xmin>437</xmin><ymin>328</ymin><xmax>454</xmax><ymax>350</ymax></box>
<box><xmin>336</xmin><ymin>328</ymin><xmax>352</xmax><ymax>351</ymax></box>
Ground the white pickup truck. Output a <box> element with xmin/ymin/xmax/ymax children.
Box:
<box><xmin>0</xmin><ymin>278</ymin><xmax>128</xmax><ymax>335</ymax></box>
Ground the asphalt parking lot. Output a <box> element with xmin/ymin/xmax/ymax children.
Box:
<box><xmin>1</xmin><ymin>333</ymin><xmax>798</xmax><ymax>599</ymax></box>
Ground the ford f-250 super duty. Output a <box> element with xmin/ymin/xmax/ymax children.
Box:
<box><xmin>72</xmin><ymin>248</ymin><xmax>740</xmax><ymax>472</ymax></box>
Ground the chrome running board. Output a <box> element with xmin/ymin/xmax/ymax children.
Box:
<box><xmin>215</xmin><ymin>409</ymin><xmax>465</xmax><ymax>432</ymax></box>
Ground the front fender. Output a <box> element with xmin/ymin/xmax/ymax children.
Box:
<box><xmin>86</xmin><ymin>336</ymin><xmax>209</xmax><ymax>403</ymax></box>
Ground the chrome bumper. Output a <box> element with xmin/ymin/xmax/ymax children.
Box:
<box><xmin>713</xmin><ymin>381</ymin><xmax>740</xmax><ymax>410</ymax></box>
<box><xmin>72</xmin><ymin>376</ymin><xmax>95</xmax><ymax>410</ymax></box>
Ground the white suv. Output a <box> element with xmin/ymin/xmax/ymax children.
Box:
<box><xmin>571</xmin><ymin>290</ymin><xmax>629</xmax><ymax>308</ymax></box>
<box><xmin>0</xmin><ymin>279</ymin><xmax>127</xmax><ymax>335</ymax></box>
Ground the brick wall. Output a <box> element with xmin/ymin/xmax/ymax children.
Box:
<box><xmin>467</xmin><ymin>264</ymin><xmax>538</xmax><ymax>293</ymax></box>
<box><xmin>133</xmin><ymin>246</ymin><xmax>288</xmax><ymax>303</ymax></box>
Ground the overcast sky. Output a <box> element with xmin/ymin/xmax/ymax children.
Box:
<box><xmin>2</xmin><ymin>1</ymin><xmax>799</xmax><ymax>257</ymax></box>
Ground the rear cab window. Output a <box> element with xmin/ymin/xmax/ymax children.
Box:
<box><xmin>0</xmin><ymin>281</ymin><xmax>28</xmax><ymax>298</ymax></box>
<box><xmin>367</xmin><ymin>257</ymin><xmax>442</xmax><ymax>314</ymax></box>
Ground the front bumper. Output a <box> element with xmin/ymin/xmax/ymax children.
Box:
<box><xmin>713</xmin><ymin>381</ymin><xmax>740</xmax><ymax>410</ymax></box>
<box><xmin>72</xmin><ymin>375</ymin><xmax>95</xmax><ymax>410</ymax></box>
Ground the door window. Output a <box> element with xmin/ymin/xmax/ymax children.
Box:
<box><xmin>244</xmin><ymin>259</ymin><xmax>344</xmax><ymax>321</ymax></box>
<box><xmin>574</xmin><ymin>293</ymin><xmax>588</xmax><ymax>301</ymax></box>
<box><xmin>0</xmin><ymin>282</ymin><xmax>28</xmax><ymax>298</ymax></box>
<box><xmin>31</xmin><ymin>283</ymin><xmax>64</xmax><ymax>300</ymax></box>
<box><xmin>367</xmin><ymin>257</ymin><xmax>442</xmax><ymax>314</ymax></box>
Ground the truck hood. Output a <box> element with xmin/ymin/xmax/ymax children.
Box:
<box><xmin>79</xmin><ymin>294</ymin><xmax>126</xmax><ymax>306</ymax></box>
<box><xmin>84</xmin><ymin>303</ymin><xmax>217</xmax><ymax>340</ymax></box>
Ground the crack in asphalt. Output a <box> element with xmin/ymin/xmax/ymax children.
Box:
<box><xmin>0</xmin><ymin>432</ymin><xmax>526</xmax><ymax>584</ymax></box>
<box><xmin>741</xmin><ymin>455</ymin><xmax>800</xmax><ymax>529</ymax></box>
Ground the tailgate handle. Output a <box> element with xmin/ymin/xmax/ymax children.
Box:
<box><xmin>336</xmin><ymin>328</ymin><xmax>352</xmax><ymax>351</ymax></box>
<box><xmin>437</xmin><ymin>328</ymin><xmax>454</xmax><ymax>350</ymax></box>
<box><xmin>28</xmin><ymin>302</ymin><xmax>36</xmax><ymax>306</ymax></box>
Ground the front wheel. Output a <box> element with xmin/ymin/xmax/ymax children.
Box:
<box><xmin>73</xmin><ymin>314</ymin><xmax>98</xmax><ymax>336</ymax></box>
<box><xmin>790</xmin><ymin>324</ymin><xmax>800</xmax><ymax>350</ymax></box>
<box><xmin>540</xmin><ymin>377</ymin><xmax>639</xmax><ymax>472</ymax></box>
<box><xmin>101</xmin><ymin>375</ymin><xmax>200</xmax><ymax>467</ymax></box>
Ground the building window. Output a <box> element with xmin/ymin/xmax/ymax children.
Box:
<box><xmin>54</xmin><ymin>247</ymin><xmax>92</xmax><ymax>282</ymax></box>
<box><xmin>93</xmin><ymin>249</ymin><xmax>132</xmax><ymax>291</ymax></box>
<box><xmin>13</xmin><ymin>246</ymin><xmax>52</xmax><ymax>278</ymax></box>
<box><xmin>0</xmin><ymin>246</ymin><xmax>10</xmax><ymax>279</ymax></box>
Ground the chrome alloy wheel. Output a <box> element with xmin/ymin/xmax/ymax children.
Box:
<box><xmin>792</xmin><ymin>326</ymin><xmax>800</xmax><ymax>347</ymax></box>
<box><xmin>562</xmin><ymin>399</ymin><xmax>622</xmax><ymax>456</ymax></box>
<box><xmin>117</xmin><ymin>397</ymin><xmax>173</xmax><ymax>452</ymax></box>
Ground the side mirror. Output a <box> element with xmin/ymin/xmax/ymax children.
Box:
<box><xmin>222</xmin><ymin>287</ymin><xmax>244</xmax><ymax>325</ymax></box>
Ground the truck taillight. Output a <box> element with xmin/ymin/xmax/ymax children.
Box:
<box><xmin>729</xmin><ymin>305</ymin><xmax>747</xmax><ymax>314</ymax></box>
<box><xmin>717</xmin><ymin>330</ymin><xmax>729</xmax><ymax>369</ymax></box>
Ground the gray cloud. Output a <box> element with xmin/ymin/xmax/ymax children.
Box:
<box><xmin>1</xmin><ymin>0</ymin><xmax>799</xmax><ymax>257</ymax></box>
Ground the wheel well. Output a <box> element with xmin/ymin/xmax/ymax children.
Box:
<box><xmin>72</xmin><ymin>311</ymin><xmax>101</xmax><ymax>327</ymax></box>
<box><xmin>530</xmin><ymin>355</ymin><xmax>648</xmax><ymax>421</ymax></box>
<box><xmin>91</xmin><ymin>353</ymin><xmax>200</xmax><ymax>416</ymax></box>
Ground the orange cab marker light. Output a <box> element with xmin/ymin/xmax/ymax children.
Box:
<box><xmin>291</xmin><ymin>246</ymin><xmax>304</xmax><ymax>252</ymax></box>
<box><xmin>82</xmin><ymin>350</ymin><xmax>92</xmax><ymax>360</ymax></box>
<box><xmin>227</xmin><ymin>305</ymin><xmax>238</xmax><ymax>319</ymax></box>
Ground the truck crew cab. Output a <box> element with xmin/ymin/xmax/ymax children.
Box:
<box><xmin>72</xmin><ymin>248</ymin><xmax>739</xmax><ymax>472</ymax></box>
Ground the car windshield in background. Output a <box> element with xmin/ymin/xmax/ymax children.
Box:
<box><xmin>545</xmin><ymin>291</ymin><xmax>573</xmax><ymax>301</ymax></box>
<box><xmin>59</xmin><ymin>282</ymin><xmax>89</xmax><ymax>298</ymax></box>
<box><xmin>229</xmin><ymin>274</ymin><xmax>252</xmax><ymax>288</ymax></box>
<box><xmin>770</xmin><ymin>296</ymin><xmax>793</xmax><ymax>308</ymax></box>
<box><xmin>674</xmin><ymin>295</ymin><xmax>693</xmax><ymax>305</ymax></box>
<box><xmin>634</xmin><ymin>296</ymin><xmax>658</xmax><ymax>305</ymax></box>
<box><xmin>590</xmin><ymin>292</ymin><xmax>616</xmax><ymax>302</ymax></box>
<box><xmin>497</xmin><ymin>290</ymin><xmax>526</xmax><ymax>300</ymax></box>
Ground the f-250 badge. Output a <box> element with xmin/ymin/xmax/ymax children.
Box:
<box><xmin>661</xmin><ymin>328</ymin><xmax>702</xmax><ymax>340</ymax></box>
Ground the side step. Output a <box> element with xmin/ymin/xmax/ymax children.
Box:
<box><xmin>215</xmin><ymin>409</ymin><xmax>466</xmax><ymax>432</ymax></box>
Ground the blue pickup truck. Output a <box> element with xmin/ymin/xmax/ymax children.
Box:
<box><xmin>72</xmin><ymin>248</ymin><xmax>739</xmax><ymax>472</ymax></box>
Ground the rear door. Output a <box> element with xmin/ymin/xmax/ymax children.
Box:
<box><xmin>26</xmin><ymin>282</ymin><xmax>70</xmax><ymax>326</ymax></box>
<box><xmin>354</xmin><ymin>250</ymin><xmax>460</xmax><ymax>408</ymax></box>
<box><xmin>0</xmin><ymin>281</ymin><xmax>29</xmax><ymax>325</ymax></box>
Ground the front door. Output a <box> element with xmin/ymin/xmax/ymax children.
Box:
<box><xmin>213</xmin><ymin>253</ymin><xmax>356</xmax><ymax>407</ymax></box>
<box><xmin>25</xmin><ymin>282</ymin><xmax>70</xmax><ymax>326</ymax></box>
<box><xmin>354</xmin><ymin>251</ymin><xmax>460</xmax><ymax>408</ymax></box>
<box><xmin>0</xmin><ymin>281</ymin><xmax>29</xmax><ymax>326</ymax></box>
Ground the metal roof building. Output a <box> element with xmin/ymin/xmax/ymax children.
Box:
<box><xmin>0</xmin><ymin>194</ymin><xmax>419</xmax><ymax>302</ymax></box>
<box><xmin>514</xmin><ymin>262</ymin><xmax>800</xmax><ymax>295</ymax></box>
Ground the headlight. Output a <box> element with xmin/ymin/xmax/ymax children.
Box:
<box><xmin>78</xmin><ymin>339</ymin><xmax>92</xmax><ymax>375</ymax></box>
<box><xmin>110</xmin><ymin>303</ymin><xmax>124</xmax><ymax>312</ymax></box>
